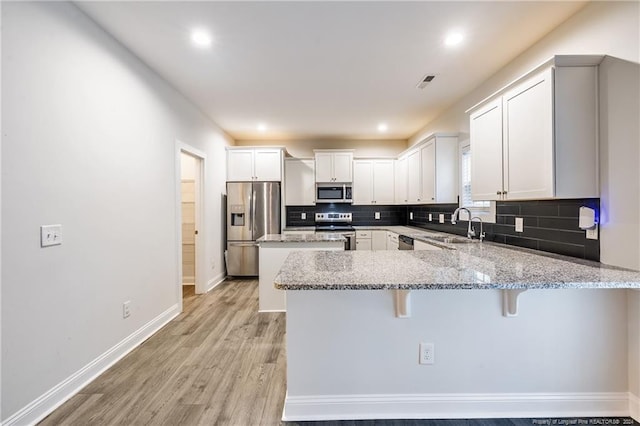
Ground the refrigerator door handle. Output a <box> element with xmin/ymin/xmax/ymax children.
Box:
<box><xmin>251</xmin><ymin>188</ymin><xmax>257</xmax><ymax>234</ymax></box>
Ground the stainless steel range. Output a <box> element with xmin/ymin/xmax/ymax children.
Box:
<box><xmin>315</xmin><ymin>212</ymin><xmax>356</xmax><ymax>250</ymax></box>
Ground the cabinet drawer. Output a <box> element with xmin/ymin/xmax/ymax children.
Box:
<box><xmin>356</xmin><ymin>231</ymin><xmax>371</xmax><ymax>239</ymax></box>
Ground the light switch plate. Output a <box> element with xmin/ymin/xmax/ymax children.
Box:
<box><xmin>41</xmin><ymin>224</ymin><xmax>62</xmax><ymax>247</ymax></box>
<box><xmin>375</xmin><ymin>212</ymin><xmax>381</xmax><ymax>220</ymax></box>
<box><xmin>586</xmin><ymin>225</ymin><xmax>598</xmax><ymax>240</ymax></box>
<box><xmin>428</xmin><ymin>213</ymin><xmax>432</xmax><ymax>222</ymax></box>
<box><xmin>515</xmin><ymin>217</ymin><xmax>524</xmax><ymax>233</ymax></box>
<box><xmin>439</xmin><ymin>214</ymin><xmax>445</xmax><ymax>224</ymax></box>
<box><xmin>301</xmin><ymin>212</ymin><xmax>306</xmax><ymax>220</ymax></box>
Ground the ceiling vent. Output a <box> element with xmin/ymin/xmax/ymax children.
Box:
<box><xmin>416</xmin><ymin>74</ymin><xmax>435</xmax><ymax>90</ymax></box>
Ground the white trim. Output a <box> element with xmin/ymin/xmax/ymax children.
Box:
<box><xmin>630</xmin><ymin>392</ymin><xmax>640</xmax><ymax>421</ymax></box>
<box><xmin>206</xmin><ymin>273</ymin><xmax>227</xmax><ymax>293</ymax></box>
<box><xmin>2</xmin><ymin>304</ymin><xmax>180</xmax><ymax>426</ymax></box>
<box><xmin>259</xmin><ymin>309</ymin><xmax>287</xmax><ymax>313</ymax></box>
<box><xmin>175</xmin><ymin>141</ymin><xmax>207</xmax><ymax>310</ymax></box>
<box><xmin>282</xmin><ymin>392</ymin><xmax>630</xmax><ymax>422</ymax></box>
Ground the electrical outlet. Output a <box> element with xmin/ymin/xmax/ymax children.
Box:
<box><xmin>419</xmin><ymin>342</ymin><xmax>435</xmax><ymax>365</ymax></box>
<box><xmin>301</xmin><ymin>212</ymin><xmax>306</xmax><ymax>220</ymax></box>
<box><xmin>40</xmin><ymin>224</ymin><xmax>62</xmax><ymax>247</ymax></box>
<box><xmin>123</xmin><ymin>301</ymin><xmax>131</xmax><ymax>319</ymax></box>
<box><xmin>586</xmin><ymin>225</ymin><xmax>598</xmax><ymax>240</ymax></box>
<box><xmin>428</xmin><ymin>213</ymin><xmax>433</xmax><ymax>222</ymax></box>
<box><xmin>439</xmin><ymin>214</ymin><xmax>445</xmax><ymax>224</ymax></box>
<box><xmin>375</xmin><ymin>212</ymin><xmax>381</xmax><ymax>220</ymax></box>
<box><xmin>409</xmin><ymin>212</ymin><xmax>414</xmax><ymax>220</ymax></box>
<box><xmin>515</xmin><ymin>217</ymin><xmax>524</xmax><ymax>233</ymax></box>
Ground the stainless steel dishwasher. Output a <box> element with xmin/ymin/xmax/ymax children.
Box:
<box><xmin>398</xmin><ymin>235</ymin><xmax>414</xmax><ymax>250</ymax></box>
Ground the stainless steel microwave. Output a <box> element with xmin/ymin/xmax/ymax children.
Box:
<box><xmin>316</xmin><ymin>184</ymin><xmax>352</xmax><ymax>203</ymax></box>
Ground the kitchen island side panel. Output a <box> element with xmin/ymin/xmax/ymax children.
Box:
<box><xmin>285</xmin><ymin>288</ymin><xmax>628</xmax><ymax>416</ymax></box>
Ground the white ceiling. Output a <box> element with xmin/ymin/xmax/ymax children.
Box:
<box><xmin>77</xmin><ymin>1</ymin><xmax>587</xmax><ymax>141</ymax></box>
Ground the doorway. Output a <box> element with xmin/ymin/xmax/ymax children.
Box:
<box><xmin>176</xmin><ymin>142</ymin><xmax>206</xmax><ymax>311</ymax></box>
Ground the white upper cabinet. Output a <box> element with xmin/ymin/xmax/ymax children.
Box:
<box><xmin>469</xmin><ymin>56</ymin><xmax>600</xmax><ymax>201</ymax></box>
<box><xmin>394</xmin><ymin>134</ymin><xmax>459</xmax><ymax>205</ymax></box>
<box><xmin>285</xmin><ymin>159</ymin><xmax>315</xmax><ymax>206</ymax></box>
<box><xmin>314</xmin><ymin>150</ymin><xmax>353</xmax><ymax>183</ymax></box>
<box><xmin>395</xmin><ymin>156</ymin><xmax>408</xmax><ymax>204</ymax></box>
<box><xmin>353</xmin><ymin>159</ymin><xmax>394</xmax><ymax>205</ymax></box>
<box><xmin>227</xmin><ymin>147</ymin><xmax>283</xmax><ymax>181</ymax></box>
<box><xmin>420</xmin><ymin>136</ymin><xmax>458</xmax><ymax>204</ymax></box>
<box><xmin>470</xmin><ymin>98</ymin><xmax>504</xmax><ymax>201</ymax></box>
<box><xmin>406</xmin><ymin>149</ymin><xmax>421</xmax><ymax>203</ymax></box>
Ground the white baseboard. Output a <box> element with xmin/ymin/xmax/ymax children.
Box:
<box><xmin>630</xmin><ymin>392</ymin><xmax>640</xmax><ymax>421</ymax></box>
<box><xmin>2</xmin><ymin>304</ymin><xmax>180</xmax><ymax>426</ymax></box>
<box><xmin>259</xmin><ymin>309</ymin><xmax>286</xmax><ymax>313</ymax></box>
<box><xmin>282</xmin><ymin>392</ymin><xmax>631</xmax><ymax>421</ymax></box>
<box><xmin>206</xmin><ymin>273</ymin><xmax>226</xmax><ymax>292</ymax></box>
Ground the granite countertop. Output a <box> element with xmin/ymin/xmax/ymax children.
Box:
<box><xmin>258</xmin><ymin>233</ymin><xmax>346</xmax><ymax>243</ymax></box>
<box><xmin>274</xmin><ymin>241</ymin><xmax>640</xmax><ymax>291</ymax></box>
<box><xmin>283</xmin><ymin>226</ymin><xmax>316</xmax><ymax>231</ymax></box>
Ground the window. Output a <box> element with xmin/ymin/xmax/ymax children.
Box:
<box><xmin>459</xmin><ymin>142</ymin><xmax>496</xmax><ymax>222</ymax></box>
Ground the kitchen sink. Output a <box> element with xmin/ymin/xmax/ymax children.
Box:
<box><xmin>423</xmin><ymin>235</ymin><xmax>476</xmax><ymax>244</ymax></box>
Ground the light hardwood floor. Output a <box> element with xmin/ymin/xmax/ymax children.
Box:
<box><xmin>40</xmin><ymin>279</ymin><xmax>287</xmax><ymax>425</ymax></box>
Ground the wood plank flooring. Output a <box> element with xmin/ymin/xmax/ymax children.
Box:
<box><xmin>39</xmin><ymin>280</ymin><xmax>637</xmax><ymax>426</ymax></box>
<box><xmin>40</xmin><ymin>279</ymin><xmax>287</xmax><ymax>426</ymax></box>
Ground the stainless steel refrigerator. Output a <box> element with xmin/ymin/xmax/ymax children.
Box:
<box><xmin>226</xmin><ymin>181</ymin><xmax>281</xmax><ymax>276</ymax></box>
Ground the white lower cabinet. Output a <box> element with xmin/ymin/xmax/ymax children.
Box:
<box><xmin>386</xmin><ymin>232</ymin><xmax>399</xmax><ymax>250</ymax></box>
<box><xmin>355</xmin><ymin>230</ymin><xmax>372</xmax><ymax>250</ymax></box>
<box><xmin>372</xmin><ymin>230</ymin><xmax>387</xmax><ymax>250</ymax></box>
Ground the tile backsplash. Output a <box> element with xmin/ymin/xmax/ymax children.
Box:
<box><xmin>286</xmin><ymin>204</ymin><xmax>407</xmax><ymax>227</ymax></box>
<box><xmin>287</xmin><ymin>198</ymin><xmax>600</xmax><ymax>261</ymax></box>
<box><xmin>407</xmin><ymin>199</ymin><xmax>600</xmax><ymax>261</ymax></box>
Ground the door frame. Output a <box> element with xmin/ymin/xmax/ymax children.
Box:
<box><xmin>175</xmin><ymin>140</ymin><xmax>207</xmax><ymax>310</ymax></box>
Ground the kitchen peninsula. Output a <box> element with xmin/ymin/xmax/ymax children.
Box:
<box><xmin>275</xmin><ymin>238</ymin><xmax>640</xmax><ymax>421</ymax></box>
<box><xmin>257</xmin><ymin>233</ymin><xmax>345</xmax><ymax>312</ymax></box>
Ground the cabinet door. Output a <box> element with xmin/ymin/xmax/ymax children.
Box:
<box><xmin>373</xmin><ymin>160</ymin><xmax>395</xmax><ymax>204</ymax></box>
<box><xmin>371</xmin><ymin>230</ymin><xmax>387</xmax><ymax>250</ymax></box>
<box><xmin>407</xmin><ymin>149</ymin><xmax>421</xmax><ymax>203</ymax></box>
<box><xmin>332</xmin><ymin>152</ymin><xmax>353</xmax><ymax>182</ymax></box>
<box><xmin>254</xmin><ymin>149</ymin><xmax>282</xmax><ymax>181</ymax></box>
<box><xmin>470</xmin><ymin>98</ymin><xmax>503</xmax><ymax>201</ymax></box>
<box><xmin>503</xmin><ymin>68</ymin><xmax>554</xmax><ymax>199</ymax></box>
<box><xmin>355</xmin><ymin>238</ymin><xmax>372</xmax><ymax>251</ymax></box>
<box><xmin>353</xmin><ymin>160</ymin><xmax>374</xmax><ymax>205</ymax></box>
<box><xmin>434</xmin><ymin>137</ymin><xmax>459</xmax><ymax>204</ymax></box>
<box><xmin>420</xmin><ymin>142</ymin><xmax>436</xmax><ymax>203</ymax></box>
<box><xmin>386</xmin><ymin>232</ymin><xmax>398</xmax><ymax>250</ymax></box>
<box><xmin>395</xmin><ymin>157</ymin><xmax>408</xmax><ymax>204</ymax></box>
<box><xmin>315</xmin><ymin>153</ymin><xmax>334</xmax><ymax>182</ymax></box>
<box><xmin>285</xmin><ymin>159</ymin><xmax>315</xmax><ymax>206</ymax></box>
<box><xmin>227</xmin><ymin>150</ymin><xmax>255</xmax><ymax>181</ymax></box>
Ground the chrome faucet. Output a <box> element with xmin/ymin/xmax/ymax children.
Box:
<box><xmin>470</xmin><ymin>216</ymin><xmax>486</xmax><ymax>242</ymax></box>
<box><xmin>451</xmin><ymin>207</ymin><xmax>475</xmax><ymax>239</ymax></box>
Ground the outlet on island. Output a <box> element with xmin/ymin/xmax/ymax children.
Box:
<box><xmin>375</xmin><ymin>212</ymin><xmax>381</xmax><ymax>220</ymax></box>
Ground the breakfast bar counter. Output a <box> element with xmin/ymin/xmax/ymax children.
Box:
<box><xmin>275</xmin><ymin>239</ymin><xmax>640</xmax><ymax>422</ymax></box>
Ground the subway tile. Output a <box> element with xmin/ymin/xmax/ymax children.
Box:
<box><xmin>538</xmin><ymin>241</ymin><xmax>585</xmax><ymax>259</ymax></box>
<box><xmin>538</xmin><ymin>217</ymin><xmax>580</xmax><ymax>230</ymax></box>
<box><xmin>525</xmin><ymin>228</ymin><xmax>586</xmax><ymax>245</ymax></box>
<box><xmin>496</xmin><ymin>204</ymin><xmax>520</xmax><ymax>215</ymax></box>
<box><xmin>519</xmin><ymin>203</ymin><xmax>559</xmax><ymax>217</ymax></box>
<box><xmin>504</xmin><ymin>236</ymin><xmax>539</xmax><ymax>250</ymax></box>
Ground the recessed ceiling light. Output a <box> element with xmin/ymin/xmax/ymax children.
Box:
<box><xmin>191</xmin><ymin>29</ymin><xmax>212</xmax><ymax>47</ymax></box>
<box><xmin>257</xmin><ymin>123</ymin><xmax>267</xmax><ymax>132</ymax></box>
<box><xmin>444</xmin><ymin>32</ymin><xmax>464</xmax><ymax>47</ymax></box>
<box><xmin>377</xmin><ymin>123</ymin><xmax>388</xmax><ymax>132</ymax></box>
